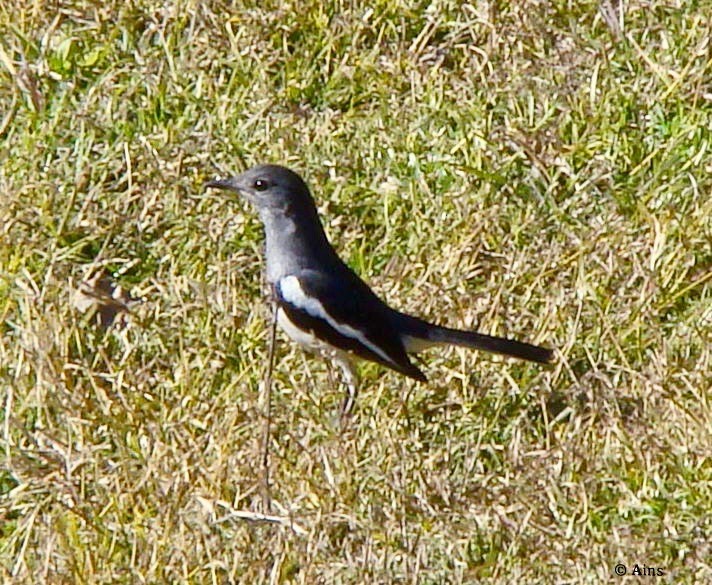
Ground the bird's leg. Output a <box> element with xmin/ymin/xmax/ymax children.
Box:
<box><xmin>334</xmin><ymin>354</ymin><xmax>359</xmax><ymax>419</ymax></box>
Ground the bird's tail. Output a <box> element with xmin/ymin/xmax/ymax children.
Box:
<box><xmin>394</xmin><ymin>312</ymin><xmax>554</xmax><ymax>365</ymax></box>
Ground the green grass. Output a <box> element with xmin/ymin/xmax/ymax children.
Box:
<box><xmin>1</xmin><ymin>0</ymin><xmax>710</xmax><ymax>582</ymax></box>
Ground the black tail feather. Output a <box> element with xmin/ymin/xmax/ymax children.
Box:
<box><xmin>393</xmin><ymin>311</ymin><xmax>554</xmax><ymax>365</ymax></box>
<box><xmin>429</xmin><ymin>326</ymin><xmax>554</xmax><ymax>364</ymax></box>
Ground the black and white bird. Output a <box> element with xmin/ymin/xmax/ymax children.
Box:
<box><xmin>206</xmin><ymin>165</ymin><xmax>554</xmax><ymax>414</ymax></box>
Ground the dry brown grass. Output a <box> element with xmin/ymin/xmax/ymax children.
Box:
<box><xmin>1</xmin><ymin>0</ymin><xmax>710</xmax><ymax>582</ymax></box>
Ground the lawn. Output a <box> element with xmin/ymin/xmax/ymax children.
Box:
<box><xmin>1</xmin><ymin>1</ymin><xmax>710</xmax><ymax>582</ymax></box>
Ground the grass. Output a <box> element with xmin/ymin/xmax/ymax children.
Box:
<box><xmin>1</xmin><ymin>0</ymin><xmax>710</xmax><ymax>582</ymax></box>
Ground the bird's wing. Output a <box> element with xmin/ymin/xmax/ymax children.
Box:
<box><xmin>274</xmin><ymin>270</ymin><xmax>426</xmax><ymax>381</ymax></box>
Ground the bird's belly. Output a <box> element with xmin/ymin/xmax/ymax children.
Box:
<box><xmin>276</xmin><ymin>307</ymin><xmax>327</xmax><ymax>353</ymax></box>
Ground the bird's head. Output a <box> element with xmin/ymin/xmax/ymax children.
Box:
<box><xmin>206</xmin><ymin>164</ymin><xmax>315</xmax><ymax>215</ymax></box>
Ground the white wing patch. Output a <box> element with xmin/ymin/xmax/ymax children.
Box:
<box><xmin>279</xmin><ymin>275</ymin><xmax>398</xmax><ymax>368</ymax></box>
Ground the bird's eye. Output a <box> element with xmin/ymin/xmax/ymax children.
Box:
<box><xmin>253</xmin><ymin>178</ymin><xmax>269</xmax><ymax>191</ymax></box>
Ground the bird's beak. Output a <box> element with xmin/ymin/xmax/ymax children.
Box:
<box><xmin>205</xmin><ymin>177</ymin><xmax>241</xmax><ymax>193</ymax></box>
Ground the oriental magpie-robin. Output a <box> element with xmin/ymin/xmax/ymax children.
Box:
<box><xmin>206</xmin><ymin>165</ymin><xmax>554</xmax><ymax>414</ymax></box>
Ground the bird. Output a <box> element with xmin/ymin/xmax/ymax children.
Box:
<box><xmin>206</xmin><ymin>164</ymin><xmax>554</xmax><ymax>415</ymax></box>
